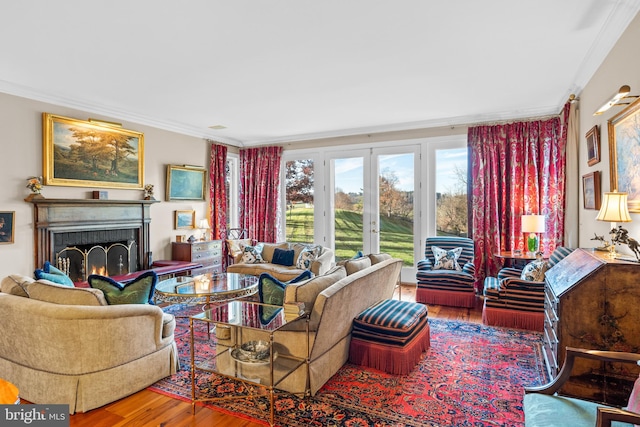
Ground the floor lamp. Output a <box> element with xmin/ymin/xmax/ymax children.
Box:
<box><xmin>521</xmin><ymin>215</ymin><xmax>546</xmax><ymax>253</ymax></box>
<box><xmin>596</xmin><ymin>191</ymin><xmax>631</xmax><ymax>258</ymax></box>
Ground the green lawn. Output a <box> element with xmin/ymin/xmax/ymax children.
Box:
<box><xmin>286</xmin><ymin>206</ymin><xmax>414</xmax><ymax>265</ymax></box>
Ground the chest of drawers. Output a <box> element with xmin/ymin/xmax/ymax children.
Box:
<box><xmin>171</xmin><ymin>240</ymin><xmax>223</xmax><ymax>275</ymax></box>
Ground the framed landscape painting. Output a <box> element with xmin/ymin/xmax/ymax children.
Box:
<box><xmin>42</xmin><ymin>113</ymin><xmax>144</xmax><ymax>189</ymax></box>
<box><xmin>608</xmin><ymin>97</ymin><xmax>640</xmax><ymax>212</ymax></box>
<box><xmin>174</xmin><ymin>210</ymin><xmax>195</xmax><ymax>229</ymax></box>
<box><xmin>166</xmin><ymin>165</ymin><xmax>206</xmax><ymax>201</ymax></box>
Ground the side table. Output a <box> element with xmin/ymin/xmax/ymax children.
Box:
<box><xmin>189</xmin><ymin>300</ymin><xmax>309</xmax><ymax>426</ymax></box>
<box><xmin>494</xmin><ymin>250</ymin><xmax>549</xmax><ymax>269</ymax></box>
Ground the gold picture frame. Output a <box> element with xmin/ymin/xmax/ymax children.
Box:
<box><xmin>585</xmin><ymin>125</ymin><xmax>600</xmax><ymax>166</ymax></box>
<box><xmin>0</xmin><ymin>211</ymin><xmax>15</xmax><ymax>244</ymax></box>
<box><xmin>42</xmin><ymin>113</ymin><xmax>144</xmax><ymax>189</ymax></box>
<box><xmin>174</xmin><ymin>210</ymin><xmax>196</xmax><ymax>229</ymax></box>
<box><xmin>166</xmin><ymin>165</ymin><xmax>206</xmax><ymax>201</ymax></box>
<box><xmin>608</xmin><ymin>97</ymin><xmax>640</xmax><ymax>212</ymax></box>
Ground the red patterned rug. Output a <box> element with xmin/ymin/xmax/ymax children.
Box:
<box><xmin>150</xmin><ymin>304</ymin><xmax>548</xmax><ymax>426</ymax></box>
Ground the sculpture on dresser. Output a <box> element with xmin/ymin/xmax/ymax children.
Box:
<box><xmin>590</xmin><ymin>233</ymin><xmax>612</xmax><ymax>251</ymax></box>
<box><xmin>610</xmin><ymin>226</ymin><xmax>640</xmax><ymax>261</ymax></box>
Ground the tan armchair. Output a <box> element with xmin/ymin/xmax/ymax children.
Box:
<box><xmin>524</xmin><ymin>347</ymin><xmax>640</xmax><ymax>427</ymax></box>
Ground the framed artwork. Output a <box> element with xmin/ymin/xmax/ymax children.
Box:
<box><xmin>0</xmin><ymin>211</ymin><xmax>15</xmax><ymax>244</ymax></box>
<box><xmin>582</xmin><ymin>171</ymin><xmax>601</xmax><ymax>210</ymax></box>
<box><xmin>174</xmin><ymin>210</ymin><xmax>196</xmax><ymax>229</ymax></box>
<box><xmin>585</xmin><ymin>125</ymin><xmax>600</xmax><ymax>166</ymax></box>
<box><xmin>42</xmin><ymin>113</ymin><xmax>144</xmax><ymax>189</ymax></box>
<box><xmin>166</xmin><ymin>165</ymin><xmax>206</xmax><ymax>201</ymax></box>
<box><xmin>608</xmin><ymin>97</ymin><xmax>640</xmax><ymax>212</ymax></box>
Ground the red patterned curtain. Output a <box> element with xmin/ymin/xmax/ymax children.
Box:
<box><xmin>239</xmin><ymin>146</ymin><xmax>282</xmax><ymax>243</ymax></box>
<box><xmin>469</xmin><ymin>115</ymin><xmax>567</xmax><ymax>286</ymax></box>
<box><xmin>209</xmin><ymin>142</ymin><xmax>227</xmax><ymax>241</ymax></box>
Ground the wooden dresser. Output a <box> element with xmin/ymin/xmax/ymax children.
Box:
<box><xmin>544</xmin><ymin>248</ymin><xmax>640</xmax><ymax>405</ymax></box>
<box><xmin>171</xmin><ymin>240</ymin><xmax>223</xmax><ymax>275</ymax></box>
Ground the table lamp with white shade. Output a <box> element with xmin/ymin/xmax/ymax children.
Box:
<box><xmin>521</xmin><ymin>214</ymin><xmax>546</xmax><ymax>253</ymax></box>
<box><xmin>198</xmin><ymin>219</ymin><xmax>211</xmax><ymax>241</ymax></box>
<box><xmin>596</xmin><ymin>191</ymin><xmax>631</xmax><ymax>257</ymax></box>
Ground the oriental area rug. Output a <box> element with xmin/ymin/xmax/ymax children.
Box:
<box><xmin>150</xmin><ymin>304</ymin><xmax>549</xmax><ymax>427</ymax></box>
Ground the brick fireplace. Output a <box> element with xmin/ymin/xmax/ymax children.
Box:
<box><xmin>29</xmin><ymin>198</ymin><xmax>157</xmax><ymax>283</ymax></box>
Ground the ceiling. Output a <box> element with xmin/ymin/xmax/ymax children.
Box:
<box><xmin>1</xmin><ymin>1</ymin><xmax>639</xmax><ymax>147</ymax></box>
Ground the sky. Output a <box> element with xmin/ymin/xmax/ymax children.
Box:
<box><xmin>333</xmin><ymin>147</ymin><xmax>467</xmax><ymax>194</ymax></box>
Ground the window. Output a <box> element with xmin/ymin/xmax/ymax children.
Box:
<box><xmin>435</xmin><ymin>147</ymin><xmax>468</xmax><ymax>237</ymax></box>
<box><xmin>285</xmin><ymin>159</ymin><xmax>315</xmax><ymax>244</ymax></box>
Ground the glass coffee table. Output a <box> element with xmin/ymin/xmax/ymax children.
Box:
<box><xmin>154</xmin><ymin>272</ymin><xmax>259</xmax><ymax>306</ymax></box>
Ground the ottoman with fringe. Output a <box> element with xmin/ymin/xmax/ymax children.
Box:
<box><xmin>349</xmin><ymin>299</ymin><xmax>430</xmax><ymax>375</ymax></box>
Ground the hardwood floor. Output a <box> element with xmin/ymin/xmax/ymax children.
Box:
<box><xmin>48</xmin><ymin>285</ymin><xmax>484</xmax><ymax>427</ymax></box>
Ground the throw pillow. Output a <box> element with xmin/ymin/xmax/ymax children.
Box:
<box><xmin>520</xmin><ymin>259</ymin><xmax>549</xmax><ymax>282</ymax></box>
<box><xmin>88</xmin><ymin>271</ymin><xmax>157</xmax><ymax>305</ymax></box>
<box><xmin>258</xmin><ymin>270</ymin><xmax>313</xmax><ymax>324</ymax></box>
<box><xmin>296</xmin><ymin>245</ymin><xmax>322</xmax><ymax>270</ymax></box>
<box><xmin>431</xmin><ymin>246</ymin><xmax>463</xmax><ymax>271</ymax></box>
<box><xmin>34</xmin><ymin>261</ymin><xmax>74</xmax><ymax>287</ymax></box>
<box><xmin>272</xmin><ymin>248</ymin><xmax>295</xmax><ymax>266</ymax></box>
<box><xmin>227</xmin><ymin>238</ymin><xmax>252</xmax><ymax>258</ymax></box>
<box><xmin>239</xmin><ymin>243</ymin><xmax>264</xmax><ymax>264</ymax></box>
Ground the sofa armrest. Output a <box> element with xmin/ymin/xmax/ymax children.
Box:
<box><xmin>596</xmin><ymin>406</ymin><xmax>640</xmax><ymax>427</ymax></box>
<box><xmin>498</xmin><ymin>267</ymin><xmax>521</xmax><ymax>280</ymax></box>
<box><xmin>525</xmin><ymin>347</ymin><xmax>640</xmax><ymax>395</ymax></box>
<box><xmin>416</xmin><ymin>259</ymin><xmax>433</xmax><ymax>270</ymax></box>
<box><xmin>310</xmin><ymin>248</ymin><xmax>334</xmax><ymax>276</ymax></box>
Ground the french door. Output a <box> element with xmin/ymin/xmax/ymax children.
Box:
<box><xmin>327</xmin><ymin>146</ymin><xmax>419</xmax><ymax>281</ymax></box>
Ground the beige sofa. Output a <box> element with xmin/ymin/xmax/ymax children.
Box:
<box><xmin>232</xmin><ymin>253</ymin><xmax>403</xmax><ymax>396</ymax></box>
<box><xmin>0</xmin><ymin>274</ymin><xmax>179</xmax><ymax>413</ymax></box>
<box><xmin>227</xmin><ymin>242</ymin><xmax>334</xmax><ymax>281</ymax></box>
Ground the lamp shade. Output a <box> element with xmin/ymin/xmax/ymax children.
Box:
<box><xmin>521</xmin><ymin>215</ymin><xmax>546</xmax><ymax>233</ymax></box>
<box><xmin>198</xmin><ymin>219</ymin><xmax>211</xmax><ymax>229</ymax></box>
<box><xmin>596</xmin><ymin>192</ymin><xmax>631</xmax><ymax>223</ymax></box>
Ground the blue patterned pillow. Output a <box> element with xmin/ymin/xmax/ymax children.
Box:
<box><xmin>88</xmin><ymin>271</ymin><xmax>157</xmax><ymax>305</ymax></box>
<box><xmin>431</xmin><ymin>246</ymin><xmax>463</xmax><ymax>271</ymax></box>
<box><xmin>240</xmin><ymin>243</ymin><xmax>264</xmax><ymax>264</ymax></box>
<box><xmin>34</xmin><ymin>261</ymin><xmax>74</xmax><ymax>287</ymax></box>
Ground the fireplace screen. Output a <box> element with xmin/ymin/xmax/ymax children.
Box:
<box><xmin>56</xmin><ymin>241</ymin><xmax>137</xmax><ymax>283</ymax></box>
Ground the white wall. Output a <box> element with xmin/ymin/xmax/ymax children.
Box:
<box><xmin>578</xmin><ymin>13</ymin><xmax>640</xmax><ymax>255</ymax></box>
<box><xmin>0</xmin><ymin>92</ymin><xmax>210</xmax><ymax>275</ymax></box>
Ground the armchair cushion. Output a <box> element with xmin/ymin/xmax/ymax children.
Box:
<box><xmin>88</xmin><ymin>271</ymin><xmax>157</xmax><ymax>305</ymax></box>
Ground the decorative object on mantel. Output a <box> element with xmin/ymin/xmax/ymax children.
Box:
<box><xmin>25</xmin><ymin>176</ymin><xmax>44</xmax><ymax>201</ymax></box>
<box><xmin>596</xmin><ymin>190</ymin><xmax>632</xmax><ymax>258</ymax></box>
<box><xmin>143</xmin><ymin>184</ymin><xmax>155</xmax><ymax>200</ymax></box>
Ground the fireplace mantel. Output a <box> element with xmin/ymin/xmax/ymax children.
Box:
<box><xmin>28</xmin><ymin>198</ymin><xmax>159</xmax><ymax>272</ymax></box>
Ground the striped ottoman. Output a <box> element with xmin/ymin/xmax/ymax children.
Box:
<box><xmin>349</xmin><ymin>299</ymin><xmax>430</xmax><ymax>375</ymax></box>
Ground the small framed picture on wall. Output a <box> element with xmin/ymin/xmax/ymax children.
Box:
<box><xmin>0</xmin><ymin>211</ymin><xmax>15</xmax><ymax>244</ymax></box>
<box><xmin>582</xmin><ymin>171</ymin><xmax>601</xmax><ymax>210</ymax></box>
<box><xmin>586</xmin><ymin>125</ymin><xmax>600</xmax><ymax>166</ymax></box>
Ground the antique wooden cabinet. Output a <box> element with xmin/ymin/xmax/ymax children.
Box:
<box><xmin>544</xmin><ymin>248</ymin><xmax>640</xmax><ymax>405</ymax></box>
<box><xmin>171</xmin><ymin>240</ymin><xmax>223</xmax><ymax>275</ymax></box>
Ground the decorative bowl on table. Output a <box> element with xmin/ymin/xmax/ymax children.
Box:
<box><xmin>230</xmin><ymin>340</ymin><xmax>275</xmax><ymax>364</ymax></box>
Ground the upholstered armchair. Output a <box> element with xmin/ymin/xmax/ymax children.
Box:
<box><xmin>416</xmin><ymin>237</ymin><xmax>476</xmax><ymax>308</ymax></box>
<box><xmin>524</xmin><ymin>347</ymin><xmax>640</xmax><ymax>426</ymax></box>
<box><xmin>483</xmin><ymin>246</ymin><xmax>574</xmax><ymax>331</ymax></box>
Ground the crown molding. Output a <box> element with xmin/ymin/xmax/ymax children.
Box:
<box><xmin>0</xmin><ymin>80</ymin><xmax>244</xmax><ymax>147</ymax></box>
<box><xmin>241</xmin><ymin>104</ymin><xmax>561</xmax><ymax>146</ymax></box>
